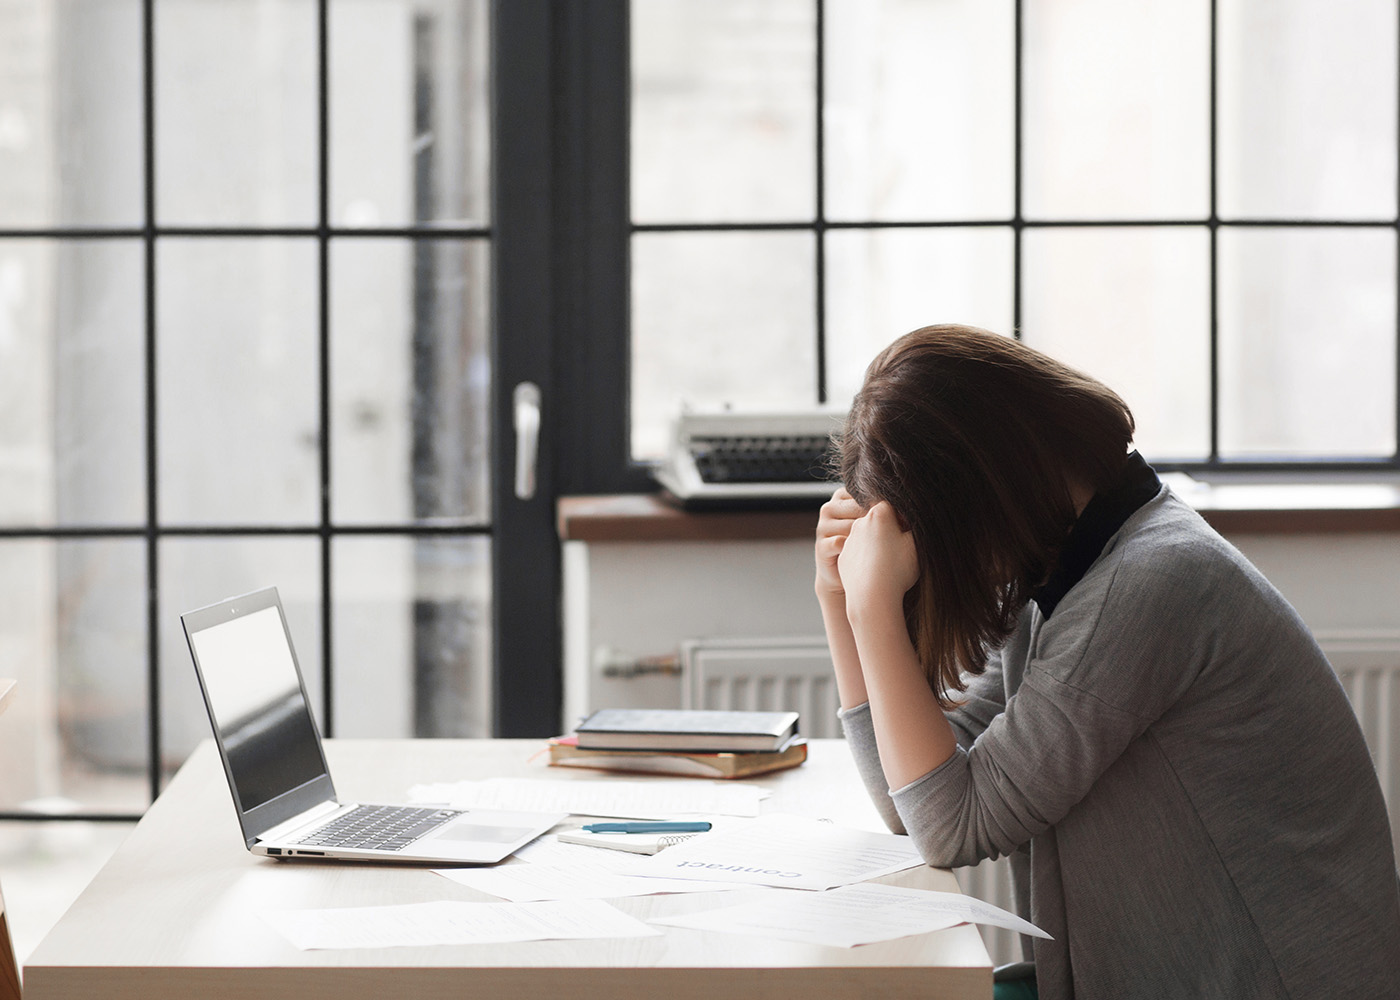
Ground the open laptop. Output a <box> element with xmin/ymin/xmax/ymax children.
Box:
<box><xmin>181</xmin><ymin>586</ymin><xmax>564</xmax><ymax>864</ymax></box>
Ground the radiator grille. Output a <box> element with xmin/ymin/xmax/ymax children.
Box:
<box><xmin>681</xmin><ymin>637</ymin><xmax>840</xmax><ymax>736</ymax></box>
<box><xmin>1321</xmin><ymin>634</ymin><xmax>1400</xmax><ymax>843</ymax></box>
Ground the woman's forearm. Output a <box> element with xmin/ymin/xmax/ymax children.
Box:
<box><xmin>847</xmin><ymin>600</ymin><xmax>958</xmax><ymax>791</ymax></box>
<box><xmin>818</xmin><ymin>590</ymin><xmax>869</xmax><ymax>710</ymax></box>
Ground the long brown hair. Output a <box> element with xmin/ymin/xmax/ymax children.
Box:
<box><xmin>836</xmin><ymin>324</ymin><xmax>1135</xmax><ymax>708</ymax></box>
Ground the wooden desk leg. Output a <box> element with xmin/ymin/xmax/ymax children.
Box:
<box><xmin>0</xmin><ymin>878</ymin><xmax>20</xmax><ymax>999</ymax></box>
<box><xmin>0</xmin><ymin>681</ymin><xmax>19</xmax><ymax>998</ymax></box>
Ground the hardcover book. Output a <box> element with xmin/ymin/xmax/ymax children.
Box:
<box><xmin>572</xmin><ymin>708</ymin><xmax>800</xmax><ymax>752</ymax></box>
<box><xmin>546</xmin><ymin>735</ymin><xmax>808</xmax><ymax>779</ymax></box>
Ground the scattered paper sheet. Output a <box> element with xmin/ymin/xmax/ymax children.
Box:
<box><xmin>261</xmin><ymin>898</ymin><xmax>661</xmax><ymax>950</ymax></box>
<box><xmin>509</xmin><ymin>833</ymin><xmax>647</xmax><ymax>868</ymax></box>
<box><xmin>408</xmin><ymin>777</ymin><xmax>765</xmax><ymax>818</ymax></box>
<box><xmin>435</xmin><ymin>862</ymin><xmax>736</xmax><ymax>902</ymax></box>
<box><xmin>650</xmin><ymin>882</ymin><xmax>1051</xmax><ymax>948</ymax></box>
<box><xmin>436</xmin><ymin>830</ymin><xmax>746</xmax><ymax>902</ymax></box>
<box><xmin>625</xmin><ymin>814</ymin><xmax>924</xmax><ymax>890</ymax></box>
<box><xmin>509</xmin><ymin>817</ymin><xmax>751</xmax><ymax>864</ymax></box>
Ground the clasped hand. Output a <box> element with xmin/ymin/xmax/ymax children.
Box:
<box><xmin>815</xmin><ymin>488</ymin><xmax>919</xmax><ymax>619</ymax></box>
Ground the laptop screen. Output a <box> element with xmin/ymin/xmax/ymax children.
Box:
<box><xmin>186</xmin><ymin>604</ymin><xmax>327</xmax><ymax>812</ymax></box>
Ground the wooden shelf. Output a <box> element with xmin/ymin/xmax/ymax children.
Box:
<box><xmin>559</xmin><ymin>484</ymin><xmax>1400</xmax><ymax>543</ymax></box>
<box><xmin>558</xmin><ymin>494</ymin><xmax>820</xmax><ymax>542</ymax></box>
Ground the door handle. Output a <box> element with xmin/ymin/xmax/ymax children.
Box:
<box><xmin>512</xmin><ymin>381</ymin><xmax>541</xmax><ymax>501</ymax></box>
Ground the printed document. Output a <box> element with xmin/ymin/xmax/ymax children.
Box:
<box><xmin>436</xmin><ymin>828</ymin><xmax>748</xmax><ymax>902</ymax></box>
<box><xmin>408</xmin><ymin>777</ymin><xmax>765</xmax><ymax>818</ymax></box>
<box><xmin>261</xmin><ymin>898</ymin><xmax>660</xmax><ymax>950</ymax></box>
<box><xmin>650</xmin><ymin>882</ymin><xmax>1051</xmax><ymax>948</ymax></box>
<box><xmin>626</xmin><ymin>813</ymin><xmax>924</xmax><ymax>890</ymax></box>
<box><xmin>435</xmin><ymin>861</ymin><xmax>736</xmax><ymax>902</ymax></box>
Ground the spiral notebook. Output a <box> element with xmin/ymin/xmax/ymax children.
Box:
<box><xmin>557</xmin><ymin>828</ymin><xmax>705</xmax><ymax>855</ymax></box>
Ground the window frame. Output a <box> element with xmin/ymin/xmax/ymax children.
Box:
<box><xmin>0</xmin><ymin>0</ymin><xmax>564</xmax><ymax>826</ymax></box>
<box><xmin>559</xmin><ymin>0</ymin><xmax>1400</xmax><ymax>493</ymax></box>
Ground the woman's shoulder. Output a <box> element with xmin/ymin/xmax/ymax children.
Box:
<box><xmin>1105</xmin><ymin>488</ymin><xmax>1254</xmax><ymax>587</ymax></box>
<box><xmin>1044</xmin><ymin>490</ymin><xmax>1290</xmax><ymax>658</ymax></box>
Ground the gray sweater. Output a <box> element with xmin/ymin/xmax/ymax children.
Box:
<box><xmin>840</xmin><ymin>471</ymin><xmax>1400</xmax><ymax>999</ymax></box>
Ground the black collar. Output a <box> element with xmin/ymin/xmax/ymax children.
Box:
<box><xmin>1031</xmin><ymin>451</ymin><xmax>1162</xmax><ymax>619</ymax></box>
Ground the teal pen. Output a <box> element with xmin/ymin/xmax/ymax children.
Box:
<box><xmin>580</xmin><ymin>821</ymin><xmax>712</xmax><ymax>834</ymax></box>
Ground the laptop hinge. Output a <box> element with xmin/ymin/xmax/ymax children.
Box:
<box><xmin>258</xmin><ymin>799</ymin><xmax>345</xmax><ymax>844</ymax></box>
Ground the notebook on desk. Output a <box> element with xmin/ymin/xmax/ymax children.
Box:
<box><xmin>181</xmin><ymin>586</ymin><xmax>564</xmax><ymax>864</ymax></box>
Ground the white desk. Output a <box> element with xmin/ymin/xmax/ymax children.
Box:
<box><xmin>24</xmin><ymin>738</ymin><xmax>992</xmax><ymax>999</ymax></box>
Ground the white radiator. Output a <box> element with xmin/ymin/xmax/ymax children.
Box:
<box><xmin>681</xmin><ymin>637</ymin><xmax>841</xmax><ymax>736</ymax></box>
<box><xmin>677</xmin><ymin>633</ymin><xmax>1400</xmax><ymax>969</ymax></box>
<box><xmin>1319</xmin><ymin>633</ymin><xmax>1400</xmax><ymax>843</ymax></box>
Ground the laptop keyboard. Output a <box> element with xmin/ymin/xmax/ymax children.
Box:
<box><xmin>293</xmin><ymin>804</ymin><xmax>463</xmax><ymax>852</ymax></box>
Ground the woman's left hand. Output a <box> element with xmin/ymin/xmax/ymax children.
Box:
<box><xmin>837</xmin><ymin>501</ymin><xmax>919</xmax><ymax>621</ymax></box>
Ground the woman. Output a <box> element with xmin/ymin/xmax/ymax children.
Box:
<box><xmin>816</xmin><ymin>324</ymin><xmax>1400</xmax><ymax>999</ymax></box>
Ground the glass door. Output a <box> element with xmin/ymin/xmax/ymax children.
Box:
<box><xmin>0</xmin><ymin>0</ymin><xmax>560</xmax><ymax>826</ymax></box>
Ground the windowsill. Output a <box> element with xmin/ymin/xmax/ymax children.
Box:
<box><xmin>558</xmin><ymin>480</ymin><xmax>1400</xmax><ymax>543</ymax></box>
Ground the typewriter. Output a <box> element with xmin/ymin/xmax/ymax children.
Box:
<box><xmin>653</xmin><ymin>408</ymin><xmax>846</xmax><ymax>509</ymax></box>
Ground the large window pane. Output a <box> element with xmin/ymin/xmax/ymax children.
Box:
<box><xmin>157</xmin><ymin>238</ymin><xmax>319</xmax><ymax>525</ymax></box>
<box><xmin>1022</xmin><ymin>227</ymin><xmax>1211</xmax><ymax>461</ymax></box>
<box><xmin>0</xmin><ymin>0</ymin><xmax>143</xmax><ymax>227</ymax></box>
<box><xmin>159</xmin><ymin>537</ymin><xmax>321</xmax><ymax>783</ymax></box>
<box><xmin>631</xmin><ymin>231</ymin><xmax>816</xmax><ymax>461</ymax></box>
<box><xmin>631</xmin><ymin>0</ymin><xmax>815</xmax><ymax>224</ymax></box>
<box><xmin>0</xmin><ymin>539</ymin><xmax>148</xmax><ymax>814</ymax></box>
<box><xmin>1219</xmin><ymin>0</ymin><xmax>1397</xmax><ymax>219</ymax></box>
<box><xmin>1023</xmin><ymin>0</ymin><xmax>1210</xmax><ymax>220</ymax></box>
<box><xmin>331</xmin><ymin>239</ymin><xmax>490</xmax><ymax>525</ymax></box>
<box><xmin>155</xmin><ymin>0</ymin><xmax>318</xmax><ymax>226</ymax></box>
<box><xmin>54</xmin><ymin>240</ymin><xmax>146</xmax><ymax>526</ymax></box>
<box><xmin>1219</xmin><ymin>228</ymin><xmax>1396</xmax><ymax>457</ymax></box>
<box><xmin>824</xmin><ymin>228</ymin><xmax>1014</xmax><ymax>405</ymax></box>
<box><xmin>824</xmin><ymin>0</ymin><xmax>1013</xmax><ymax>222</ymax></box>
<box><xmin>330</xmin><ymin>0</ymin><xmax>490</xmax><ymax>229</ymax></box>
<box><xmin>333</xmin><ymin>535</ymin><xmax>490</xmax><ymax>739</ymax></box>
<box><xmin>0</xmin><ymin>239</ymin><xmax>145</xmax><ymax>528</ymax></box>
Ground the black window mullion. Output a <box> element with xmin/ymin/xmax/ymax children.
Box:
<box><xmin>814</xmin><ymin>0</ymin><xmax>827</xmax><ymax>404</ymax></box>
<box><xmin>553</xmin><ymin>0</ymin><xmax>648</xmax><ymax>496</ymax></box>
<box><xmin>142</xmin><ymin>0</ymin><xmax>162</xmax><ymax>805</ymax></box>
<box><xmin>1208</xmin><ymin>0</ymin><xmax>1220</xmax><ymax>465</ymax></box>
<box><xmin>317</xmin><ymin>0</ymin><xmax>335</xmax><ymax>736</ymax></box>
<box><xmin>1012</xmin><ymin>0</ymin><xmax>1024</xmax><ymax>339</ymax></box>
<box><xmin>491</xmin><ymin>0</ymin><xmax>562</xmax><ymax>736</ymax></box>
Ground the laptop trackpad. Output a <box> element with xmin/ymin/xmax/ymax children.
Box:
<box><xmin>436</xmin><ymin>822</ymin><xmax>538</xmax><ymax>844</ymax></box>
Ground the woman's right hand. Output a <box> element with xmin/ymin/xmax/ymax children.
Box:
<box><xmin>815</xmin><ymin>487</ymin><xmax>866</xmax><ymax>600</ymax></box>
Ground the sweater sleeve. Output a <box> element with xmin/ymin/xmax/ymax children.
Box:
<box><xmin>838</xmin><ymin>701</ymin><xmax>905</xmax><ymax>834</ymax></box>
<box><xmin>887</xmin><ymin>536</ymin><xmax>1212</xmax><ymax>869</ymax></box>
<box><xmin>891</xmin><ymin>670</ymin><xmax>1152</xmax><ymax>867</ymax></box>
<box><xmin>945</xmin><ymin>636</ymin><xmax>1011</xmax><ymax>749</ymax></box>
<box><xmin>839</xmin><ymin>643</ymin><xmax>1009</xmax><ymax>835</ymax></box>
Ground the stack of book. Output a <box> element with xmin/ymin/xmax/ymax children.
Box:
<box><xmin>547</xmin><ymin>707</ymin><xmax>807</xmax><ymax>779</ymax></box>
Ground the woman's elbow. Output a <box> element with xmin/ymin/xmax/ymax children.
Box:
<box><xmin>896</xmin><ymin>797</ymin><xmax>1002</xmax><ymax>868</ymax></box>
<box><xmin>870</xmin><ymin>793</ymin><xmax>908</xmax><ymax>836</ymax></box>
<box><xmin>909</xmin><ymin>829</ymin><xmax>984</xmax><ymax>870</ymax></box>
